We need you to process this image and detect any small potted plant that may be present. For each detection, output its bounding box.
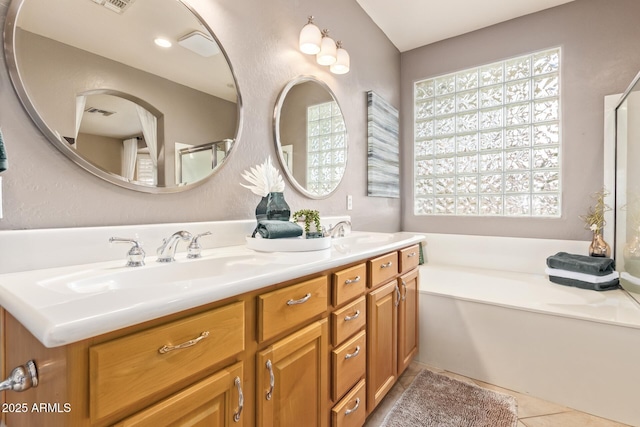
[293,209,322,239]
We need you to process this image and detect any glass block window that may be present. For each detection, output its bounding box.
[307,101,347,195]
[414,48,561,217]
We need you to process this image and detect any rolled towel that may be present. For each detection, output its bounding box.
[544,267,619,284]
[548,275,619,291]
[546,252,615,276]
[252,220,303,239]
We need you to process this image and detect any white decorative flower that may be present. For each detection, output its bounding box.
[590,223,598,232]
[240,156,285,197]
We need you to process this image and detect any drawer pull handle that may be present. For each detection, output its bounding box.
[344,275,361,285]
[158,331,209,354]
[287,293,312,306]
[344,310,360,322]
[265,359,275,400]
[407,252,417,258]
[344,397,360,416]
[233,376,243,422]
[380,261,393,269]
[344,345,361,360]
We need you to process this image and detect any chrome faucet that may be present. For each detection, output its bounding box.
[326,220,352,238]
[157,231,192,263]
[187,232,212,259]
[109,237,145,267]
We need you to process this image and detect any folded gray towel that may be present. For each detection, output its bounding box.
[252,220,303,239]
[546,252,615,276]
[0,128,7,172]
[548,275,619,291]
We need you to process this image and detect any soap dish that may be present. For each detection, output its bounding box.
[245,236,331,252]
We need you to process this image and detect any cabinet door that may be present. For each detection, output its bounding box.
[398,269,419,375]
[257,319,328,427]
[114,362,244,427]
[366,280,398,413]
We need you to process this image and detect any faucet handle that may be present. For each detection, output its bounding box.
[109,237,145,267]
[187,232,212,259]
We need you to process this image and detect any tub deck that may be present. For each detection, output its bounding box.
[421,264,640,329]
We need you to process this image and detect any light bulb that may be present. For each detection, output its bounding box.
[299,16,322,55]
[330,41,350,74]
[316,29,337,66]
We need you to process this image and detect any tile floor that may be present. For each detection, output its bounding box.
[364,361,631,427]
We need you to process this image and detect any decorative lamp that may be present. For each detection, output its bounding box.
[316,29,337,66]
[330,41,350,74]
[299,16,322,54]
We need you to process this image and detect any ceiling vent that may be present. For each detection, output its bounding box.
[178,31,220,57]
[85,107,116,117]
[90,0,136,14]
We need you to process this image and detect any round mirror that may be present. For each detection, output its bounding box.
[4,0,241,193]
[274,76,347,199]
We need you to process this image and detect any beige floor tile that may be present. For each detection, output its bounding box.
[472,379,571,418]
[363,381,405,427]
[520,411,631,427]
[518,422,528,427]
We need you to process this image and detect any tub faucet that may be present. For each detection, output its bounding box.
[157,231,192,263]
[326,221,352,238]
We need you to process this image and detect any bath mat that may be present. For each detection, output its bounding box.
[380,369,518,427]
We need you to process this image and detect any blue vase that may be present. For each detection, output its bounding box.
[266,192,290,221]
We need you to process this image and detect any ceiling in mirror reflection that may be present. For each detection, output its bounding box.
[7,0,241,192]
[17,0,237,101]
[274,76,348,199]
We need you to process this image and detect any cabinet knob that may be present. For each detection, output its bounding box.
[0,360,38,392]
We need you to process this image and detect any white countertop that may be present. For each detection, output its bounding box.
[0,231,425,348]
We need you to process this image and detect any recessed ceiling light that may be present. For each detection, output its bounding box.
[154,38,172,48]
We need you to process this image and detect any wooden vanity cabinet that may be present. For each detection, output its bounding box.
[113,361,244,427]
[397,269,419,374]
[1,243,421,427]
[256,319,328,427]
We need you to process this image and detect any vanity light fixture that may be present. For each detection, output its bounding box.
[299,17,350,74]
[316,29,337,66]
[299,16,322,54]
[330,41,350,75]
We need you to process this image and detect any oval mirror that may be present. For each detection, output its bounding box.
[274,76,347,199]
[4,0,241,193]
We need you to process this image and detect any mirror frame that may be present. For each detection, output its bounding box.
[273,75,347,199]
[3,0,243,193]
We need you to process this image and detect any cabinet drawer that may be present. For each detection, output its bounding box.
[258,276,328,342]
[368,252,398,288]
[399,244,420,273]
[331,330,366,401]
[332,263,366,307]
[114,362,244,427]
[90,301,245,421]
[331,379,366,427]
[331,296,366,347]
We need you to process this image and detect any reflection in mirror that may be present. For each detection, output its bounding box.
[176,139,233,185]
[5,0,241,192]
[274,76,347,199]
[615,70,640,301]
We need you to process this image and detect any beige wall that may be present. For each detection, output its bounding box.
[400,0,640,240]
[76,132,122,176]
[0,0,401,230]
